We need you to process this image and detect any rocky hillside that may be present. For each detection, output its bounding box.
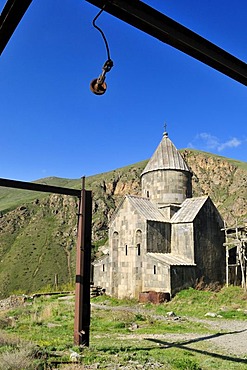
[0,150,246,298]
[183,150,247,226]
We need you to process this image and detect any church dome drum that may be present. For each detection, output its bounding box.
[141,132,192,206]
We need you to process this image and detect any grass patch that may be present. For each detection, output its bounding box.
[0,287,247,369]
[152,286,247,319]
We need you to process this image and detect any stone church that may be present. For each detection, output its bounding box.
[93,131,225,299]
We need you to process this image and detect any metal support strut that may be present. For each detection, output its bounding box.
[74,177,92,347]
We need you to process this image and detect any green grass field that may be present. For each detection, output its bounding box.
[0,286,246,369]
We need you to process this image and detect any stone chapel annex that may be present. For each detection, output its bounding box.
[93,130,225,299]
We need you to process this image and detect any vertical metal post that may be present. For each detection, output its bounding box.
[74,177,92,347]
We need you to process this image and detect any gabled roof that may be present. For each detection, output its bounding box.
[171,196,208,223]
[109,195,169,225]
[141,132,191,176]
[147,252,196,266]
[128,195,169,222]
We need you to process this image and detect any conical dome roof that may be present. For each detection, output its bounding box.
[141,132,191,176]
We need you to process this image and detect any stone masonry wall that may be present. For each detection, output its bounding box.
[193,198,225,284]
[109,199,147,299]
[141,170,192,206]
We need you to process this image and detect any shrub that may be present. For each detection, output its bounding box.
[171,357,202,370]
[0,332,21,347]
[0,346,34,370]
[0,317,9,329]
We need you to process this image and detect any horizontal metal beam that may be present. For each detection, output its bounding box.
[0,0,33,55]
[86,0,247,86]
[0,177,81,197]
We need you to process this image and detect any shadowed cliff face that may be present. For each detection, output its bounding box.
[0,150,246,297]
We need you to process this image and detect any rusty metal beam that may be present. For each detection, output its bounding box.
[0,177,81,197]
[74,178,92,347]
[0,0,33,55]
[85,0,247,86]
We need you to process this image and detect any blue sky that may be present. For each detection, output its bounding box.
[0,0,246,181]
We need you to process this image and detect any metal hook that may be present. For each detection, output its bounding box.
[92,5,112,62]
[90,5,114,95]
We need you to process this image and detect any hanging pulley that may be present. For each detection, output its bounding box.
[90,58,113,95]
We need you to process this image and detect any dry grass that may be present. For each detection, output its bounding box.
[0,332,21,347]
[0,332,36,370]
[0,345,33,370]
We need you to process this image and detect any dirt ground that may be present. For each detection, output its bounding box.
[186,317,247,356]
[91,303,247,358]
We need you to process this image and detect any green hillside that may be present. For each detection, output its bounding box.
[0,150,246,298]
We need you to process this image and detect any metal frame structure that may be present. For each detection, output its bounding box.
[1,0,247,347]
[0,177,81,197]
[0,177,92,346]
[85,0,247,86]
[2,0,246,84]
[74,178,92,346]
